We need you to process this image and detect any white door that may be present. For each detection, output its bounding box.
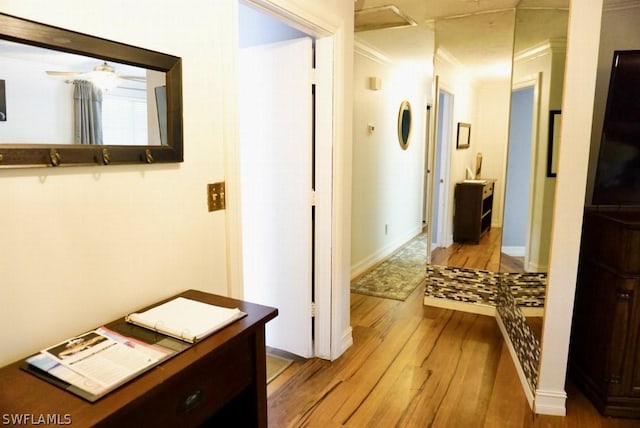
[238,37,314,358]
[432,88,454,250]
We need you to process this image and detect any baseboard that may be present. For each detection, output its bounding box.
[502,246,525,257]
[495,312,535,409]
[423,296,496,317]
[332,326,353,361]
[350,227,423,279]
[534,388,567,416]
[524,259,548,273]
[520,307,545,317]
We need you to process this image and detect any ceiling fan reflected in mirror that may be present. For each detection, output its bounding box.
[46,61,146,91]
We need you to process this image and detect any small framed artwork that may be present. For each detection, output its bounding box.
[456,122,471,149]
[547,110,561,177]
[0,80,6,121]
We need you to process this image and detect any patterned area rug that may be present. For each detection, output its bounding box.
[351,234,427,301]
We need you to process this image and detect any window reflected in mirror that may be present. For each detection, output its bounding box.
[0,40,166,147]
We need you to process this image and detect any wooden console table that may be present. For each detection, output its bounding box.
[0,290,277,427]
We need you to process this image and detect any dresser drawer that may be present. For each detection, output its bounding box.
[482,182,493,199]
[583,211,640,274]
[100,336,253,427]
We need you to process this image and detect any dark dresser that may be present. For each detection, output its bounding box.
[453,179,495,244]
[570,208,640,418]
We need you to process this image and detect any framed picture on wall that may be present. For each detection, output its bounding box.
[456,122,471,149]
[0,80,6,121]
[547,110,561,177]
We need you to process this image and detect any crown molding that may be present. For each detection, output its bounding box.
[514,38,566,64]
[603,0,640,12]
[353,37,391,64]
[435,46,463,68]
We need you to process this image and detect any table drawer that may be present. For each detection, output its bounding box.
[100,337,253,427]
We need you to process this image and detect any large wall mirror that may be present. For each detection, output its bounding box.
[0,13,183,167]
[426,0,568,398]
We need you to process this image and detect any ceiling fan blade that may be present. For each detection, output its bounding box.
[46,70,81,77]
[119,75,146,82]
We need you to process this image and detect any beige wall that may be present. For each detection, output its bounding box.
[351,52,432,276]
[473,79,511,228]
[0,0,354,366]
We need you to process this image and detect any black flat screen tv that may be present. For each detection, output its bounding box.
[592,50,640,206]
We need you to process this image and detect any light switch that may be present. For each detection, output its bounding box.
[207,182,226,212]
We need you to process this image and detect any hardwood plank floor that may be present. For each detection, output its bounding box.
[267,285,639,427]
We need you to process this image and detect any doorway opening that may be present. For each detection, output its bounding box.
[236,0,335,361]
[502,85,534,265]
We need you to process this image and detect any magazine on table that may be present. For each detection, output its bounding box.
[23,326,177,402]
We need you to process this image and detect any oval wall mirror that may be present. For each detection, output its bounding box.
[397,100,412,149]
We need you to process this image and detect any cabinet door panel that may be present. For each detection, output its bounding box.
[608,277,635,395]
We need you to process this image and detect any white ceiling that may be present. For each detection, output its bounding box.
[354,0,571,80]
[0,39,147,77]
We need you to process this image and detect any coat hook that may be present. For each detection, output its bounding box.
[144,149,154,164]
[102,148,111,165]
[50,148,61,167]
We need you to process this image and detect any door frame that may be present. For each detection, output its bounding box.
[226,0,339,360]
[428,78,454,254]
[509,74,541,271]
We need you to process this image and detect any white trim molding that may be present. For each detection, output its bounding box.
[354,37,391,64]
[501,246,525,257]
[603,0,640,12]
[534,388,568,416]
[514,38,567,65]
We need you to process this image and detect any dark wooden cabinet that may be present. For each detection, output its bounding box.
[0,290,277,427]
[570,209,640,418]
[453,180,495,244]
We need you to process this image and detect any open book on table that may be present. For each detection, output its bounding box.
[125,297,247,343]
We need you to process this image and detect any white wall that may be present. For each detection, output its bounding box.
[0,0,354,366]
[351,52,432,277]
[585,3,640,204]
[473,79,511,227]
[0,56,73,143]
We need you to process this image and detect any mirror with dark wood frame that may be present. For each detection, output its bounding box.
[0,13,183,168]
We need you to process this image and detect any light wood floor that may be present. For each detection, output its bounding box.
[267,231,639,427]
[431,227,525,273]
[267,286,638,427]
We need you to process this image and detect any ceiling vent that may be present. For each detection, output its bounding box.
[355,5,417,32]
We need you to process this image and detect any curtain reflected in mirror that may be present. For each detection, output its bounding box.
[74,80,103,145]
[0,39,166,147]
